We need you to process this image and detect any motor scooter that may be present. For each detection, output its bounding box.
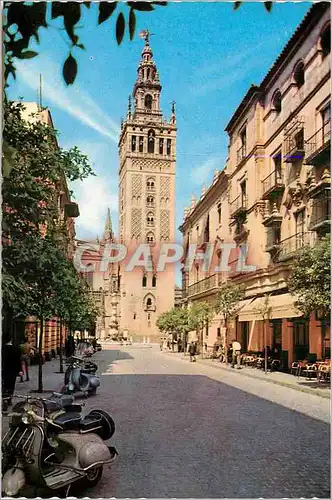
[2,393,117,497]
[63,356,100,397]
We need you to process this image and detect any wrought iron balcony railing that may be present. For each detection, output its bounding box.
[230,195,248,217]
[262,169,285,199]
[187,273,219,298]
[236,145,247,165]
[284,116,305,163]
[309,191,331,233]
[305,121,331,166]
[277,232,314,261]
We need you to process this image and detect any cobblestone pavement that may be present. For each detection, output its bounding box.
[2,347,330,498]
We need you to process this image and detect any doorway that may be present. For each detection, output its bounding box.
[240,322,248,352]
[293,320,309,361]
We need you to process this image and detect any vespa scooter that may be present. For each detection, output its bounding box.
[2,394,117,497]
[63,356,100,397]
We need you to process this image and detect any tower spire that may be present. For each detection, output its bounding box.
[104,207,112,242]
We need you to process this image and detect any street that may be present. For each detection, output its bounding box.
[75,346,330,498]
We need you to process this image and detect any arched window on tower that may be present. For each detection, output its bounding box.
[152,275,157,287]
[166,138,171,155]
[146,232,155,244]
[142,274,147,287]
[147,195,155,207]
[139,136,144,153]
[145,94,152,110]
[147,212,154,227]
[148,130,155,153]
[146,178,155,191]
[131,135,136,152]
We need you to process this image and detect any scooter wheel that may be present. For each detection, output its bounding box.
[84,465,103,487]
[88,409,115,440]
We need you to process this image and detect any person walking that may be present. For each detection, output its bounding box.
[231,339,242,369]
[2,334,23,411]
[189,341,196,362]
[65,335,75,358]
[19,336,35,382]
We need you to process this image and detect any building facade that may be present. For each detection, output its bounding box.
[117,33,176,341]
[180,3,330,366]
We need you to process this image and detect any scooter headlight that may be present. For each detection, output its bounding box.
[21,410,34,425]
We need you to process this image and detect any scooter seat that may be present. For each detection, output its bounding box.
[53,412,82,430]
[45,395,75,413]
[80,415,102,432]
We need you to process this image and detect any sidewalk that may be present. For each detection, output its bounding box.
[162,351,331,399]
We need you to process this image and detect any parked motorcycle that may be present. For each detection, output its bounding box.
[2,393,117,497]
[63,356,100,397]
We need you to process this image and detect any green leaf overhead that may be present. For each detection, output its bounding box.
[127,2,155,11]
[98,2,118,24]
[116,12,126,45]
[16,50,38,59]
[129,7,136,41]
[63,53,78,85]
[233,2,242,10]
[264,2,273,12]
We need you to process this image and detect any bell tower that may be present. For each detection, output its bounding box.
[118,31,176,342]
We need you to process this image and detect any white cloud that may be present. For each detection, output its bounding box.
[16,56,120,142]
[190,157,221,186]
[72,175,118,237]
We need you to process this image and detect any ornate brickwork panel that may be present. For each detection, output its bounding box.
[131,174,142,198]
[131,208,142,238]
[160,176,170,198]
[160,210,170,241]
[133,158,169,171]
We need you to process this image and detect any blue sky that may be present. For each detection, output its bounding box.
[8,1,310,249]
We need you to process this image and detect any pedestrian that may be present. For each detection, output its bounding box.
[231,339,242,369]
[177,338,182,353]
[160,338,163,351]
[19,336,36,382]
[189,341,196,362]
[2,333,23,411]
[65,334,75,358]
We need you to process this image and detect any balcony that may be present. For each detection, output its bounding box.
[277,232,314,261]
[265,227,281,254]
[187,273,219,298]
[305,122,331,166]
[309,191,331,234]
[236,145,247,166]
[230,195,248,218]
[284,117,305,163]
[262,170,285,199]
[234,223,249,243]
[262,204,283,227]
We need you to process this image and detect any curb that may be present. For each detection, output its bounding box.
[161,351,331,399]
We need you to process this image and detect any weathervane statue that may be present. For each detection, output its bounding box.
[139,29,154,42]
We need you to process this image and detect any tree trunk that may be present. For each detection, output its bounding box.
[264,319,268,374]
[38,316,44,393]
[59,319,64,374]
[224,317,228,365]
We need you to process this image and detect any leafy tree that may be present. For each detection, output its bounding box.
[2,100,95,389]
[188,301,213,357]
[288,235,330,318]
[3,1,273,87]
[215,283,246,364]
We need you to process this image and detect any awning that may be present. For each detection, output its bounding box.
[238,293,303,322]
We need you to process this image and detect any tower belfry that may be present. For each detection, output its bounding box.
[117,33,177,341]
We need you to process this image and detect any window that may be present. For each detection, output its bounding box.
[273,152,282,179]
[145,94,152,110]
[133,313,136,320]
[217,327,221,338]
[322,105,331,143]
[148,313,151,320]
[146,178,155,191]
[295,129,304,150]
[142,275,147,287]
[272,90,282,113]
[147,298,152,308]
[139,136,144,153]
[295,210,305,248]
[131,135,136,152]
[240,127,247,155]
[152,275,157,287]
[146,233,154,244]
[294,61,305,88]
[217,202,222,225]
[240,180,247,206]
[320,25,331,58]
[159,138,164,155]
[147,196,154,207]
[166,138,171,155]
[147,212,154,226]
[148,130,155,153]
